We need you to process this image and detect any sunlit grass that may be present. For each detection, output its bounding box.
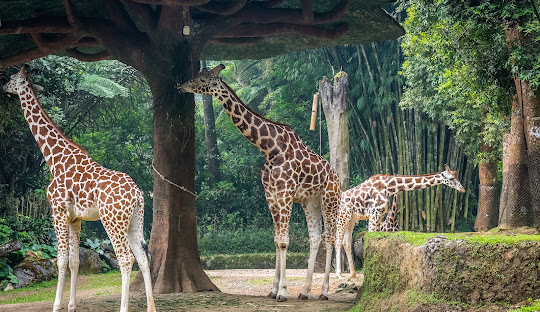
[509,299,540,312]
[365,231,540,246]
[0,270,135,305]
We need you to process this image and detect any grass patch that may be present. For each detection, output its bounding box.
[509,299,540,312]
[247,276,303,285]
[0,271,134,305]
[364,231,540,247]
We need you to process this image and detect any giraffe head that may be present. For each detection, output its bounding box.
[441,164,466,193]
[2,65,43,95]
[2,65,30,95]
[176,64,226,94]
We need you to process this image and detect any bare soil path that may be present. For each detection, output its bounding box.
[0,269,361,311]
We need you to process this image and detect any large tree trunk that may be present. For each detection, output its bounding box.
[131,40,217,293]
[201,61,221,186]
[319,71,350,190]
[505,20,540,229]
[520,82,540,229]
[499,97,532,228]
[475,143,499,232]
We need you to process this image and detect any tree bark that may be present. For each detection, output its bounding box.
[475,143,499,232]
[319,71,350,190]
[130,41,217,294]
[499,97,532,228]
[201,60,221,186]
[505,19,540,229]
[520,82,540,229]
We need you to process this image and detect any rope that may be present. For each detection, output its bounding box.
[152,161,197,198]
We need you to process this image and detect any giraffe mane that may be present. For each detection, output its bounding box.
[24,75,90,157]
[221,81,294,130]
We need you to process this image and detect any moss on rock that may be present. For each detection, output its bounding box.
[353,231,540,311]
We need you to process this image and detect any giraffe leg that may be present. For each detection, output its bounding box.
[334,224,345,280]
[270,197,292,302]
[127,207,156,312]
[68,220,81,312]
[298,200,322,300]
[268,246,280,299]
[102,218,134,312]
[343,221,356,278]
[320,236,333,300]
[52,211,69,312]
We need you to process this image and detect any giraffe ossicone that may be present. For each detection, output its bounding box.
[334,165,465,279]
[2,65,156,312]
[178,64,342,301]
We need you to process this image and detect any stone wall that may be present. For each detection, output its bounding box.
[357,232,540,311]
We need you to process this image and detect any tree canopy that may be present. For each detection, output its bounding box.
[0,0,403,66]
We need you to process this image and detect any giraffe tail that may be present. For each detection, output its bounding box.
[137,194,153,274]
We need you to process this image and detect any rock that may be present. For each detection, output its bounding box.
[101,251,119,270]
[78,247,102,274]
[4,283,14,291]
[12,258,56,288]
[0,240,22,258]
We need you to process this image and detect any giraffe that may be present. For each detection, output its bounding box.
[177,64,341,301]
[334,165,465,279]
[2,65,156,312]
[380,193,400,233]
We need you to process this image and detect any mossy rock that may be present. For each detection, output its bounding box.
[13,258,56,288]
[354,231,540,311]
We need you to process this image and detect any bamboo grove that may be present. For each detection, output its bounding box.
[319,42,476,233]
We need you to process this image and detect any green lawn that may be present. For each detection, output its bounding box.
[0,270,135,305]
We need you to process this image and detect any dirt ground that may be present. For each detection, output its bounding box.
[0,269,360,311]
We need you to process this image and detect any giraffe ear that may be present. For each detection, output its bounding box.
[20,64,29,74]
[209,64,225,77]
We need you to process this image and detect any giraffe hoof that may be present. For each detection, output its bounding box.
[276,295,288,302]
[267,292,277,299]
[298,293,309,300]
[319,294,329,300]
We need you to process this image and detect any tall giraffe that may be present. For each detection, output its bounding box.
[335,165,465,279]
[178,65,341,301]
[2,65,155,312]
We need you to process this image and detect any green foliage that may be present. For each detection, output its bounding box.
[79,74,128,98]
[509,298,540,312]
[198,224,310,256]
[82,238,111,256]
[399,0,514,163]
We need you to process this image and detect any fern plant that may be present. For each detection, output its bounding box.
[79,74,128,98]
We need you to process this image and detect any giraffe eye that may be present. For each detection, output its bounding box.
[200,78,206,83]
[212,82,218,87]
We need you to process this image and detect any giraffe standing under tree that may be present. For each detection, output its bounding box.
[178,64,342,302]
[335,165,465,279]
[2,65,156,312]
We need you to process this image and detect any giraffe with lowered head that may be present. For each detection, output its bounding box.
[335,165,465,279]
[178,64,341,301]
[2,65,155,312]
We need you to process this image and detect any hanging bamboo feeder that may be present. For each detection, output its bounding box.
[310,92,319,131]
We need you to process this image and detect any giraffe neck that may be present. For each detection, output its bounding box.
[388,173,443,195]
[17,83,88,174]
[216,82,292,158]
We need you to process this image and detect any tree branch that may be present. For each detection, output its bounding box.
[214,22,349,40]
[208,37,264,45]
[103,0,141,34]
[131,0,210,5]
[0,17,73,35]
[119,0,157,31]
[300,0,314,23]
[66,48,111,62]
[227,0,350,26]
[196,0,246,15]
